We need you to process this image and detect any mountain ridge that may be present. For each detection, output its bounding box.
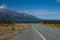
[0,9,42,23]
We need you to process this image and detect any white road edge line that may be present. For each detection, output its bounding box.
[32,26,46,40]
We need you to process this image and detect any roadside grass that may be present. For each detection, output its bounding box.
[0,23,28,39]
[38,23,60,28]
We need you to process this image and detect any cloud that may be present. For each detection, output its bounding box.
[56,0,60,2]
[0,5,6,9]
[24,9,60,16]
[21,9,60,20]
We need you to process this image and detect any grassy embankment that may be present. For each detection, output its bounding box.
[0,23,28,40]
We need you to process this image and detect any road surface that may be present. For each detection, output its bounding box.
[9,24,60,40]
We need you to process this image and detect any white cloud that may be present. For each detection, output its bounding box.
[21,9,60,19]
[0,5,6,9]
[56,0,60,2]
[23,9,60,16]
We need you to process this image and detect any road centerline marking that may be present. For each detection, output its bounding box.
[32,25,46,40]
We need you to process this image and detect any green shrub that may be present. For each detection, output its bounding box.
[11,26,16,31]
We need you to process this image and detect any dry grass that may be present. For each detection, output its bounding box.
[38,23,60,28]
[0,23,28,39]
[15,23,28,30]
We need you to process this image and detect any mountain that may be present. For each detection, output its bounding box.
[0,9,42,23]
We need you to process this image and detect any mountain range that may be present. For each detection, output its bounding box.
[0,9,42,23]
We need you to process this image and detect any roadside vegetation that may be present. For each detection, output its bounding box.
[39,20,60,28]
[0,19,28,40]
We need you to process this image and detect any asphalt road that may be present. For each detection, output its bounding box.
[32,24,60,40]
[9,24,60,40]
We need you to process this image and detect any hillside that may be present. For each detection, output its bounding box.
[0,9,42,23]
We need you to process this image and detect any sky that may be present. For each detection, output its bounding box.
[0,0,60,20]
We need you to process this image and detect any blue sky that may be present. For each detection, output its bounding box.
[0,0,60,20]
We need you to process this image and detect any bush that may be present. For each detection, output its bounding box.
[11,26,16,31]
